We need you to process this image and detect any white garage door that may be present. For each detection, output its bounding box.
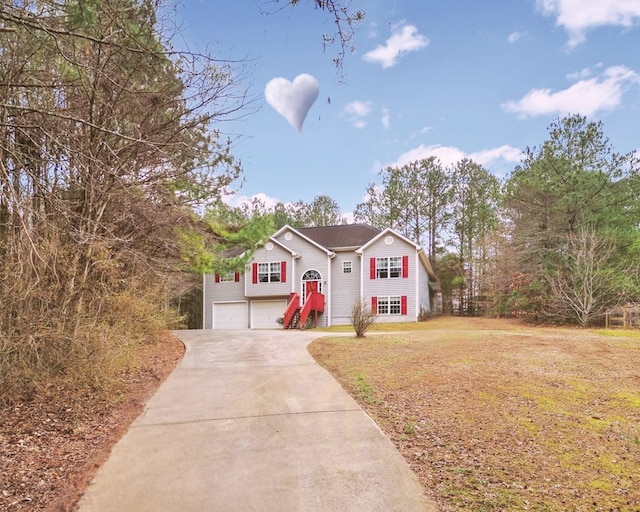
[212,302,248,329]
[251,300,287,329]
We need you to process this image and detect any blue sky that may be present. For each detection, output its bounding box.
[175,0,640,219]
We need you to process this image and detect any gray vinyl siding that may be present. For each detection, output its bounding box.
[245,243,292,298]
[203,274,246,329]
[273,228,331,326]
[418,261,431,315]
[330,252,361,325]
[273,229,330,290]
[362,235,418,323]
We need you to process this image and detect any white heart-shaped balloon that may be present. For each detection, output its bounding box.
[265,74,319,133]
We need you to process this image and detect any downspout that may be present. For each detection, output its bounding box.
[357,250,364,302]
[291,256,296,294]
[202,273,206,329]
[326,252,335,327]
[415,250,420,320]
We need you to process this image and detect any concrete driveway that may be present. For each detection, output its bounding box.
[77,329,438,511]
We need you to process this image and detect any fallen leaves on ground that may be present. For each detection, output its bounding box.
[0,333,184,512]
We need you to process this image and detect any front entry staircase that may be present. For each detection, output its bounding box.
[283,292,324,329]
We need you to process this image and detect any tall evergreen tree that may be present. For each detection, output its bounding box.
[450,159,500,314]
[502,115,640,322]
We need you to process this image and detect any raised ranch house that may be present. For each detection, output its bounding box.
[203,224,439,329]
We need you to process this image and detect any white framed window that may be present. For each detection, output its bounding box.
[373,295,406,315]
[377,296,390,314]
[376,257,388,278]
[374,256,405,279]
[377,296,401,315]
[376,257,402,278]
[257,262,281,283]
[389,296,401,315]
[219,270,236,282]
[343,261,352,274]
[389,257,402,278]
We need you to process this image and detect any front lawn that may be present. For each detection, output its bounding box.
[308,316,640,511]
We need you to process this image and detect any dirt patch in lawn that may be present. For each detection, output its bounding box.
[308,316,640,511]
[0,332,184,512]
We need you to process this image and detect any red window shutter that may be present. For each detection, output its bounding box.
[234,272,240,282]
[281,261,287,283]
[371,296,378,314]
[215,274,220,283]
[402,255,409,278]
[370,258,376,279]
[401,296,408,315]
[252,263,258,284]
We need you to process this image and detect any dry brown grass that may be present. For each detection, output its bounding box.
[308,316,640,511]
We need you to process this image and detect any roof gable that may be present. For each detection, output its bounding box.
[294,224,381,250]
[356,227,420,252]
[272,225,335,255]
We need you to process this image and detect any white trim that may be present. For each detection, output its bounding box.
[202,273,206,329]
[415,252,420,321]
[359,252,364,303]
[356,227,420,253]
[301,269,323,306]
[291,257,296,294]
[261,236,299,257]
[272,225,336,256]
[327,253,332,326]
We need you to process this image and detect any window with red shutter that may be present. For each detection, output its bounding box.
[370,258,376,279]
[401,296,408,315]
[252,263,258,284]
[281,261,287,283]
[402,255,409,278]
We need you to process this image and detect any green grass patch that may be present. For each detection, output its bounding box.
[353,373,379,404]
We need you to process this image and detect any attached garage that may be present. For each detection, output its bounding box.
[250,299,287,329]
[212,301,248,329]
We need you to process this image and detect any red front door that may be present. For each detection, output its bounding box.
[305,280,319,297]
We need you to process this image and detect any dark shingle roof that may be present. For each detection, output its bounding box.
[296,224,381,250]
[221,246,246,258]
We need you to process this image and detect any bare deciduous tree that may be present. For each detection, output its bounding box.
[545,230,635,327]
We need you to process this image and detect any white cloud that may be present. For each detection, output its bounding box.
[537,0,640,47]
[381,108,391,128]
[471,145,526,165]
[363,23,429,68]
[344,100,372,117]
[224,192,284,210]
[410,126,434,139]
[507,31,526,43]
[566,63,603,80]
[389,144,524,169]
[392,144,464,168]
[502,65,640,118]
[367,21,378,38]
[343,100,372,128]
